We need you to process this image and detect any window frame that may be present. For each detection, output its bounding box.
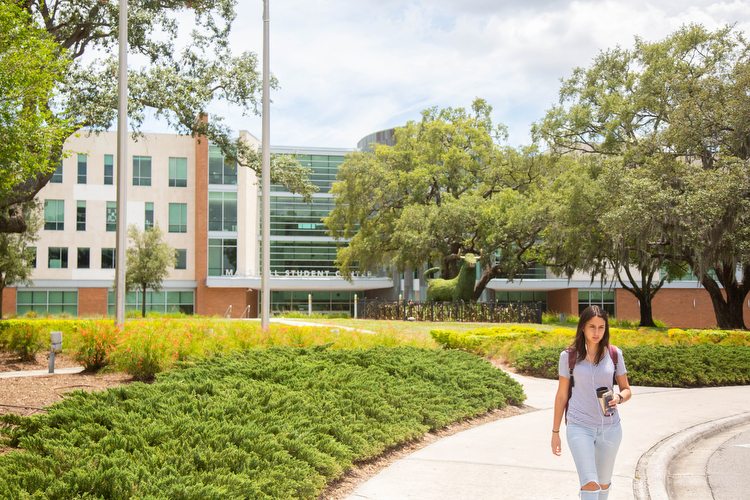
[145,202,154,231]
[132,156,152,186]
[76,200,86,231]
[168,203,188,233]
[48,247,68,269]
[77,247,90,269]
[77,153,87,184]
[104,154,114,185]
[168,157,188,187]
[106,201,117,232]
[208,191,238,232]
[101,248,116,269]
[44,200,64,231]
[50,162,63,183]
[175,249,187,270]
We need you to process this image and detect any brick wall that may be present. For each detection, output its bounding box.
[2,287,16,318]
[79,288,108,316]
[615,287,750,329]
[195,116,209,316]
[548,288,578,316]
[200,288,249,318]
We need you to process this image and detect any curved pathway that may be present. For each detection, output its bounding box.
[345,373,750,500]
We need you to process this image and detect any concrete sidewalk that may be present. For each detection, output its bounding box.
[0,366,84,379]
[345,372,750,500]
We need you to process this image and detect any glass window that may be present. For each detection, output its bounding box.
[145,202,154,231]
[263,197,335,237]
[133,156,152,186]
[17,290,77,316]
[104,155,114,185]
[266,240,342,273]
[44,200,64,231]
[578,289,616,316]
[77,248,90,269]
[168,203,187,233]
[208,146,237,185]
[208,191,238,231]
[169,157,188,187]
[50,162,62,183]
[48,247,68,269]
[28,247,36,268]
[106,201,117,231]
[175,249,187,270]
[101,248,116,269]
[77,153,87,184]
[76,200,86,231]
[208,238,237,276]
[107,290,194,316]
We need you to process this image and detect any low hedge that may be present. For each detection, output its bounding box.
[513,345,750,387]
[0,346,524,499]
[0,319,436,379]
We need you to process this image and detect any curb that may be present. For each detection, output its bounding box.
[0,366,85,379]
[633,410,750,500]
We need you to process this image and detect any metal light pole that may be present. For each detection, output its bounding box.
[115,0,128,325]
[260,0,271,330]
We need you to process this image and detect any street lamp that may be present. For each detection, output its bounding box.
[115,0,128,325]
[261,0,271,330]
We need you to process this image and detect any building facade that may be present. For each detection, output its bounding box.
[3,128,748,328]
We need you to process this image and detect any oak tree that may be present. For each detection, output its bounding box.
[536,24,750,328]
[2,0,315,233]
[326,99,551,300]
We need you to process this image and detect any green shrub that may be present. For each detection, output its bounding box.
[0,346,524,499]
[70,321,120,370]
[542,311,559,324]
[512,345,750,387]
[610,317,637,328]
[3,322,45,361]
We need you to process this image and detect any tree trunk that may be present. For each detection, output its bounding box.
[472,262,501,301]
[638,294,655,328]
[142,285,147,318]
[701,269,749,330]
[614,261,664,328]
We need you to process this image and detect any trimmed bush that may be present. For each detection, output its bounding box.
[0,346,524,499]
[70,321,121,370]
[513,345,750,387]
[0,321,45,360]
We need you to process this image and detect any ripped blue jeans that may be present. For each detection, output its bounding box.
[566,421,622,499]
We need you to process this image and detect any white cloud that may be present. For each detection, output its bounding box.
[135,0,750,149]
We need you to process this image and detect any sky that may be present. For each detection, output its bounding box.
[138,0,750,149]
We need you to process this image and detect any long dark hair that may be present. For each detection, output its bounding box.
[567,305,610,365]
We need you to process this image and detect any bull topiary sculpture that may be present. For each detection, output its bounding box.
[425,251,479,302]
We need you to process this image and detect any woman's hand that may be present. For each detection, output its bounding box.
[608,393,622,410]
[551,432,562,456]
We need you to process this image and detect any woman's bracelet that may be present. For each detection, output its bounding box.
[552,430,560,433]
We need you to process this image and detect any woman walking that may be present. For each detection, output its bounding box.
[551,305,632,499]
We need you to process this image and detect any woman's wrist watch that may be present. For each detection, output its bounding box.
[617,394,624,404]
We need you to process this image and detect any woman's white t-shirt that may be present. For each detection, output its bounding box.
[558,347,627,428]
